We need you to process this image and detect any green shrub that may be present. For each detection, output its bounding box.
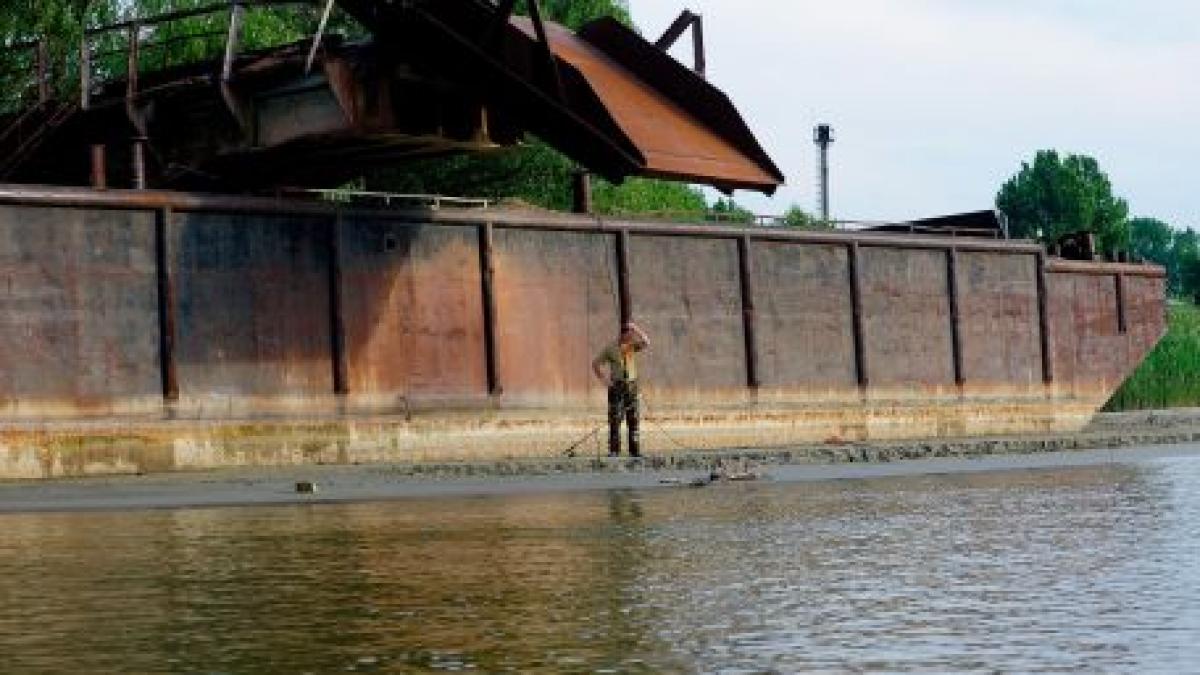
[1105,302,1200,410]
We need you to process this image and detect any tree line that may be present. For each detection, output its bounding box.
[997,149,1197,298]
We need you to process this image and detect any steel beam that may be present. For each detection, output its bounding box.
[1116,273,1127,335]
[478,222,501,396]
[328,214,348,395]
[616,229,633,326]
[848,242,868,390]
[155,207,179,402]
[1037,252,1054,384]
[738,235,760,390]
[947,248,965,387]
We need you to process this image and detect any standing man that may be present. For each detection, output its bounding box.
[592,322,650,457]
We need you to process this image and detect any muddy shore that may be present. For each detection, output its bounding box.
[2,408,1200,513]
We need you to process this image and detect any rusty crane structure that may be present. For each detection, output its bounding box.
[0,0,783,194]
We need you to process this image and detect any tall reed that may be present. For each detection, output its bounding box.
[1105,302,1200,411]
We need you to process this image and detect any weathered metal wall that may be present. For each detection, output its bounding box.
[1047,266,1167,399]
[172,212,334,412]
[0,190,1171,472]
[628,235,747,404]
[492,229,618,406]
[340,220,486,406]
[859,247,955,395]
[750,242,856,400]
[0,205,160,416]
[957,252,1042,394]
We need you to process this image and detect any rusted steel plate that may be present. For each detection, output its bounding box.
[627,235,747,398]
[956,252,1041,390]
[172,212,334,399]
[1048,273,1126,396]
[338,220,486,400]
[0,205,160,412]
[750,241,856,389]
[858,247,956,388]
[491,229,619,405]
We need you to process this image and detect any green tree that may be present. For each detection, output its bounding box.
[996,150,1130,253]
[1173,229,1200,299]
[1129,216,1175,289]
[519,0,630,29]
[592,176,705,217]
[710,197,755,224]
[1131,217,1173,264]
[782,205,830,230]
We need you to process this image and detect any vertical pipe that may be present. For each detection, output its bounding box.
[572,169,592,215]
[1036,252,1054,384]
[1115,273,1127,335]
[737,235,759,390]
[947,248,965,387]
[848,242,868,390]
[156,207,179,403]
[478,222,500,396]
[616,228,632,325]
[328,214,348,396]
[89,145,107,190]
[79,36,90,110]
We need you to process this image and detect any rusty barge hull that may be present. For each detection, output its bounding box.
[0,185,1166,478]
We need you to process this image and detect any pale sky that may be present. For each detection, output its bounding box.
[630,0,1199,226]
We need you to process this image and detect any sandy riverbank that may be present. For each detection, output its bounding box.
[2,439,1199,514]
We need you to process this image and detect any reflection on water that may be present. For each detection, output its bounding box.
[4,457,1200,672]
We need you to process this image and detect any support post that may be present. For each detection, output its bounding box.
[654,10,706,77]
[328,214,348,396]
[155,207,179,403]
[89,145,107,189]
[737,235,759,390]
[848,242,868,390]
[616,229,632,325]
[947,248,965,387]
[691,13,706,79]
[126,23,140,102]
[572,169,592,215]
[1116,273,1127,335]
[35,39,49,104]
[79,36,91,110]
[1036,252,1054,384]
[478,223,500,396]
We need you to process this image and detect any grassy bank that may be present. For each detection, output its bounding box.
[1105,302,1200,411]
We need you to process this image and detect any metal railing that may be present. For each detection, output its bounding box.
[1,0,320,113]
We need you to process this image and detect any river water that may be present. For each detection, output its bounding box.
[3,454,1200,673]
